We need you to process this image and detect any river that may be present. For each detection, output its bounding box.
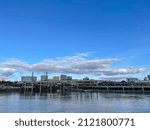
[0,92,150,113]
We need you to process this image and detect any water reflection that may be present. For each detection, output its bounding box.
[0,92,150,113]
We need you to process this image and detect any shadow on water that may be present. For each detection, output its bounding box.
[18,91,150,102]
[19,91,73,101]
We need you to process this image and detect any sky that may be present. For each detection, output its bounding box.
[0,0,150,81]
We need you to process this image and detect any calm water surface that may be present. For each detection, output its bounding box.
[0,92,150,113]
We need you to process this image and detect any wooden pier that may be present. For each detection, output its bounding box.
[1,80,150,93]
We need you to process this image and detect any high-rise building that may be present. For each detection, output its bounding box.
[60,75,67,80]
[21,76,37,82]
[41,72,48,81]
[53,76,59,81]
[67,76,72,80]
[41,75,48,81]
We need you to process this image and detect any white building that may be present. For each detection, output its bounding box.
[41,75,48,81]
[126,78,139,82]
[53,76,59,81]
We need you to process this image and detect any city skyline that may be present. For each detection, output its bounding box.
[0,0,150,81]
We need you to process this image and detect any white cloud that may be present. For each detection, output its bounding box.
[98,67,145,76]
[0,53,146,80]
[0,68,16,77]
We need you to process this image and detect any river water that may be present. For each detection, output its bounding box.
[0,92,150,113]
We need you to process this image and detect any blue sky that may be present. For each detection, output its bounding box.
[0,0,150,81]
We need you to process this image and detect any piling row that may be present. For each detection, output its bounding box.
[1,80,150,93]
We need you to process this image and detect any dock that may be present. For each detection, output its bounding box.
[1,80,150,93]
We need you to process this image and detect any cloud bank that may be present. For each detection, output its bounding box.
[0,53,145,80]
